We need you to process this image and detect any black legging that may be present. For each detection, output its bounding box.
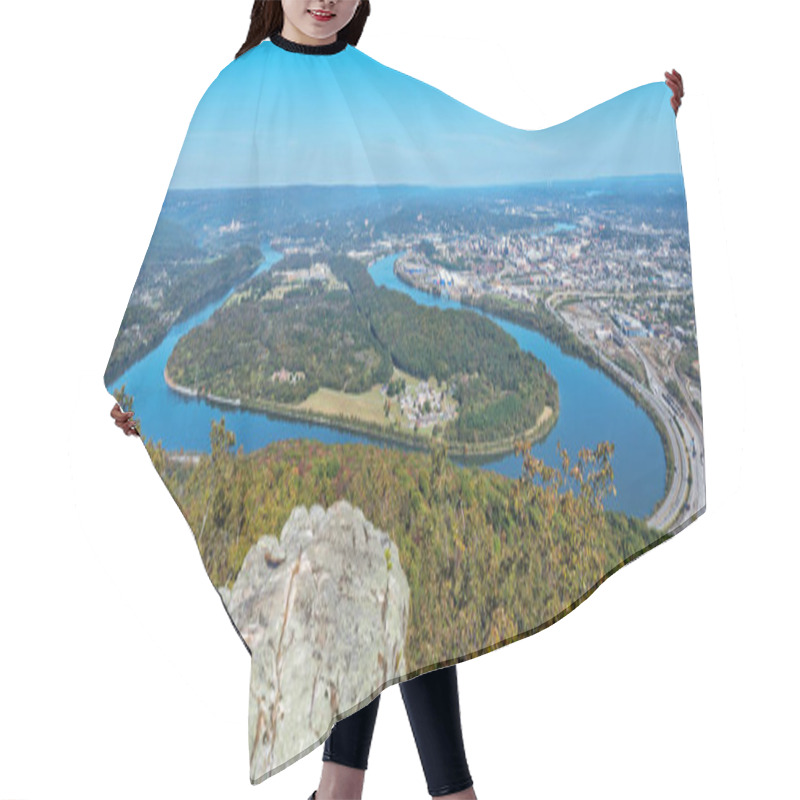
[322,664,474,797]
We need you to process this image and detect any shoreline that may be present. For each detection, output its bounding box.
[163,365,241,408]
[162,364,556,458]
[391,258,677,521]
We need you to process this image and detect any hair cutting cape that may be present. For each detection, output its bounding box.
[103,32,706,785]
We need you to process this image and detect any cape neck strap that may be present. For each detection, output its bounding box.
[270,31,348,55]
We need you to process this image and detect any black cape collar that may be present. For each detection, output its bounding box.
[271,31,348,55]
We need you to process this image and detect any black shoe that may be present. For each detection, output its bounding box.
[307,792,317,800]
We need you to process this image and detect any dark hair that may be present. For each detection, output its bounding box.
[236,1,371,59]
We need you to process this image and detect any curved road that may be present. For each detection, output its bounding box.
[544,291,706,533]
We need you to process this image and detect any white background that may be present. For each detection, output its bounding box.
[1,0,797,798]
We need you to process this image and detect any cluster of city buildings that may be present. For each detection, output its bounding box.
[387,210,694,349]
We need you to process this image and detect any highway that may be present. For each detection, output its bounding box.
[544,291,706,534]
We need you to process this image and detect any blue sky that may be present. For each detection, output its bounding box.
[168,40,681,191]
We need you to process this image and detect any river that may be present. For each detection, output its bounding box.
[106,243,665,519]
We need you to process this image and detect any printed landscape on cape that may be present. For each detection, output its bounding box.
[104,37,705,783]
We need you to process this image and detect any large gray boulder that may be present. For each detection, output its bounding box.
[219,498,410,784]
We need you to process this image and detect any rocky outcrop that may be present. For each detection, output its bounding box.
[218,498,410,783]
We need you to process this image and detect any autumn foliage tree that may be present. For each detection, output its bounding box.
[512,437,616,604]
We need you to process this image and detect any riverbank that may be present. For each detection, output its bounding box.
[162,364,556,458]
[163,365,241,408]
[392,264,674,516]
